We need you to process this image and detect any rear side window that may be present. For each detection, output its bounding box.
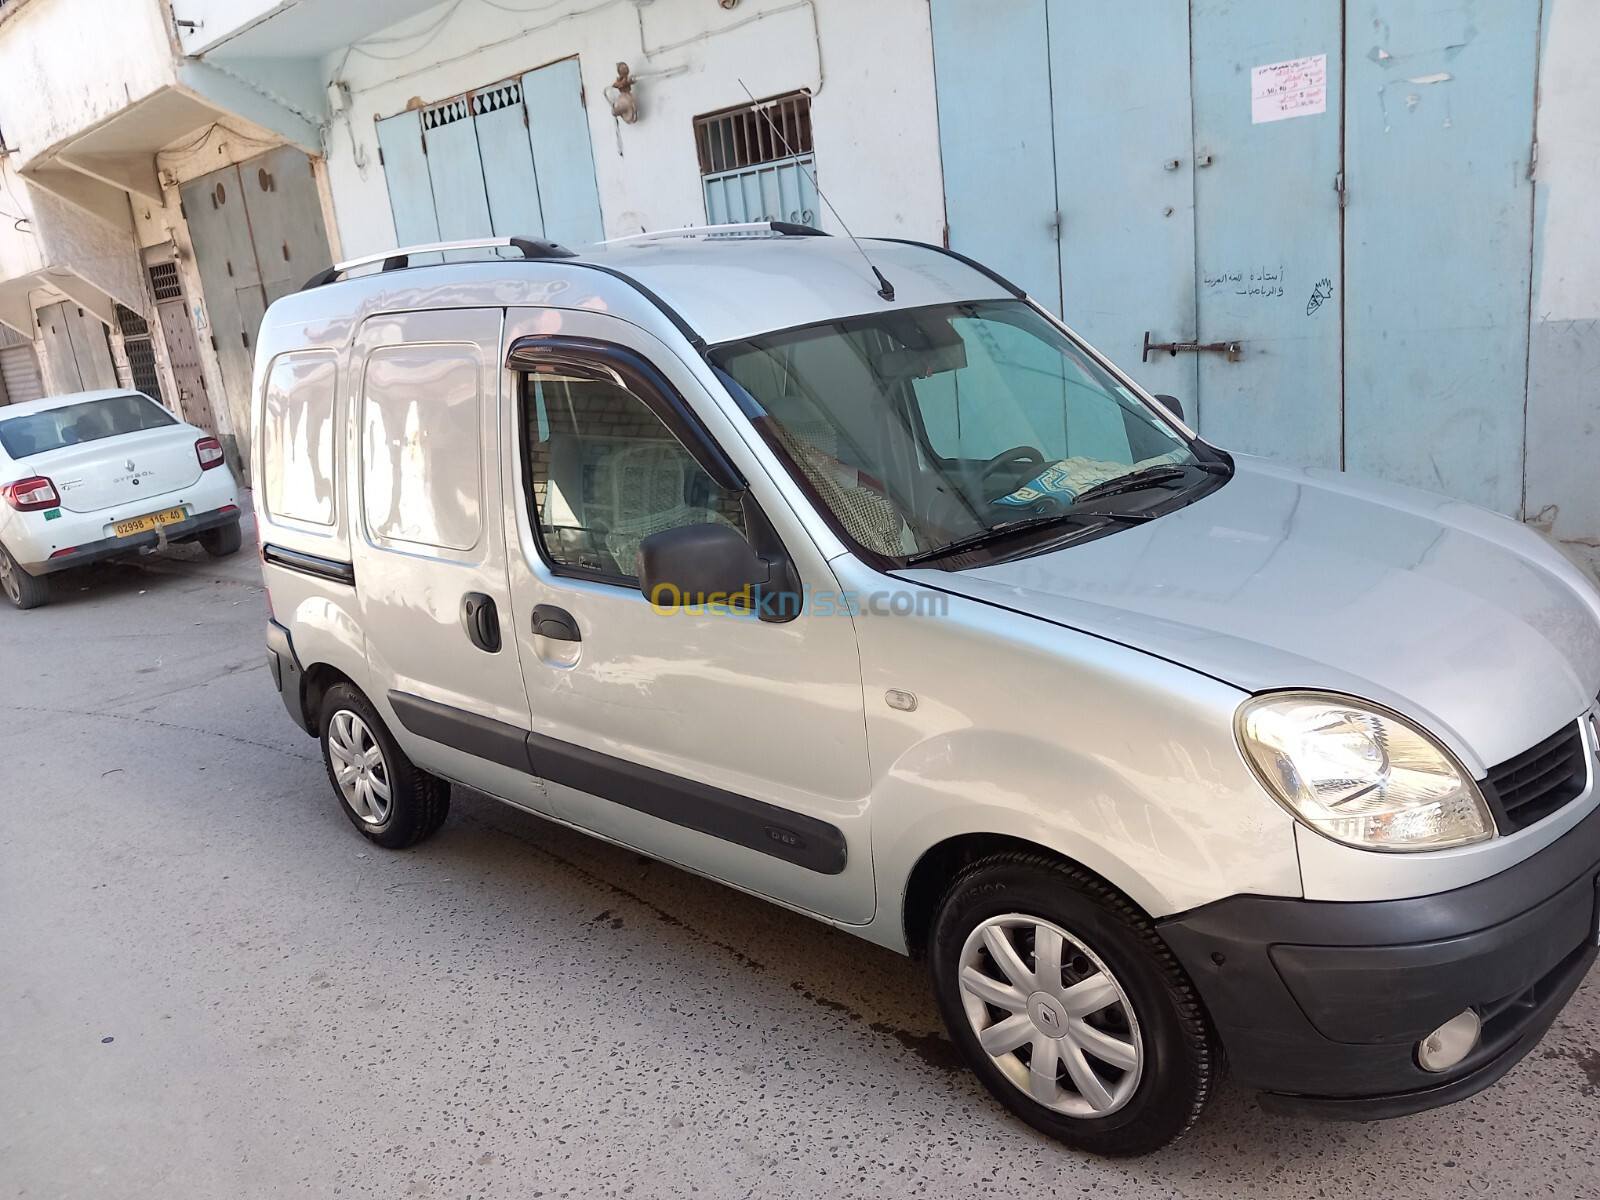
[0,394,174,459]
[361,344,483,552]
[261,352,338,526]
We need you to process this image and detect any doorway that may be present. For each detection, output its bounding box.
[179,145,334,448]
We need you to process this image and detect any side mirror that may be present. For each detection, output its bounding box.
[1152,394,1185,421]
[638,523,773,615]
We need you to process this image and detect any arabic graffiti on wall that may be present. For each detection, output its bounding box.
[1306,278,1334,316]
[1202,265,1288,299]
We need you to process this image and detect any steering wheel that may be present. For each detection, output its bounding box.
[978,445,1047,485]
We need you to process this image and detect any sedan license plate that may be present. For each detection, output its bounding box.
[114,507,186,538]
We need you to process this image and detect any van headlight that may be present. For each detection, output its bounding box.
[1236,692,1494,851]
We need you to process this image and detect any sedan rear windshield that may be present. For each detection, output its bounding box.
[0,394,176,459]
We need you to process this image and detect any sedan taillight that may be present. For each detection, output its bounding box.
[196,436,226,470]
[1,475,59,511]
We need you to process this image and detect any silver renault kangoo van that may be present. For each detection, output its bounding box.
[255,226,1600,1155]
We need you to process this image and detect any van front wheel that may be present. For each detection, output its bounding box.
[319,683,449,848]
[928,854,1219,1157]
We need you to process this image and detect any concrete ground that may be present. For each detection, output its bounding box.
[4,510,1600,1200]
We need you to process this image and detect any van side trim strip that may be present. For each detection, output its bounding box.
[386,690,847,874]
[388,691,534,773]
[261,543,356,586]
[524,731,848,875]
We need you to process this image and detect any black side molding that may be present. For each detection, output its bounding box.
[526,731,848,875]
[262,543,356,586]
[388,691,535,774]
[386,690,847,874]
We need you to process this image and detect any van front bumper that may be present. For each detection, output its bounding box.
[1158,801,1600,1120]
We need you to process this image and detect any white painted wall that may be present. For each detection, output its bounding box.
[1529,1,1600,327]
[0,156,45,284]
[0,0,177,157]
[317,0,946,259]
[1524,0,1600,562]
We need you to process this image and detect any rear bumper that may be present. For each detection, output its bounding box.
[1159,799,1600,1120]
[22,506,240,575]
[266,618,316,736]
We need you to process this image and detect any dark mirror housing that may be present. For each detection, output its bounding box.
[1152,393,1185,421]
[637,523,798,623]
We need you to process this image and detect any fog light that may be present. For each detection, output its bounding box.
[1417,1010,1480,1073]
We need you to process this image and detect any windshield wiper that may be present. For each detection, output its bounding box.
[1070,463,1195,506]
[903,510,1147,566]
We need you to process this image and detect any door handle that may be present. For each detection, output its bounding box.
[532,604,581,642]
[462,593,502,653]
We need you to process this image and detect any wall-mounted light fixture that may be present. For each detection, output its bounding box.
[608,63,640,124]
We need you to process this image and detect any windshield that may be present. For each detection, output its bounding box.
[0,394,176,460]
[712,301,1215,565]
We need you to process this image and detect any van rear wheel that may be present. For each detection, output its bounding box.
[928,853,1219,1157]
[319,683,449,848]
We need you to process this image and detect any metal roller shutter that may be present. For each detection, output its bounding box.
[0,343,45,406]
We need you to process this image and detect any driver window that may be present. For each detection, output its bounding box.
[521,369,745,580]
[910,317,1132,465]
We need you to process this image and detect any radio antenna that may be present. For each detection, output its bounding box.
[736,80,895,301]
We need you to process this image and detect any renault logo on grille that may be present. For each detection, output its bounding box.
[125,459,136,473]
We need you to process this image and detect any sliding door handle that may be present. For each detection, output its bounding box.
[532,604,581,642]
[462,593,501,653]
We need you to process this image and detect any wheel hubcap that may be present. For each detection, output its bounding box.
[957,914,1143,1118]
[0,551,17,601]
[327,710,392,825]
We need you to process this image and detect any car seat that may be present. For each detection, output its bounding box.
[601,441,737,575]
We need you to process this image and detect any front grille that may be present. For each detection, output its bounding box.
[1484,721,1588,833]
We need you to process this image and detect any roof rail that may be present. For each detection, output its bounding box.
[300,236,577,290]
[601,221,829,248]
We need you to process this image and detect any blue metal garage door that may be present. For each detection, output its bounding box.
[931,1,1540,506]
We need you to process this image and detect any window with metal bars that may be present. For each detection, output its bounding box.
[148,261,183,302]
[693,92,818,227]
[116,303,164,404]
[695,92,813,174]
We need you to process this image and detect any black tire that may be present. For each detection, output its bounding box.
[198,519,243,558]
[928,853,1219,1157]
[0,543,50,610]
[318,682,449,848]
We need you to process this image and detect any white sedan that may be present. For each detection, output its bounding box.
[0,389,242,609]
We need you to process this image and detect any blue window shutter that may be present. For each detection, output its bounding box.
[521,58,604,247]
[375,111,440,246]
[473,80,547,240]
